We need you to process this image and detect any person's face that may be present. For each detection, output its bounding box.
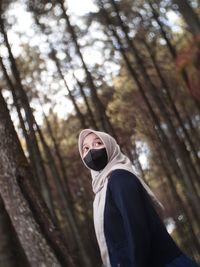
[82,133,105,158]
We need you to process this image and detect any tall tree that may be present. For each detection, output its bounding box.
[173,0,200,35]
[57,0,117,136]
[96,0,200,223]
[0,196,30,267]
[0,13,53,214]
[0,89,76,267]
[148,0,199,98]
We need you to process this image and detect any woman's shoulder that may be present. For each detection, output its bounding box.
[108,169,141,190]
[109,169,139,181]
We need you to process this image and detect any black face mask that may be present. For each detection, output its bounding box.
[83,147,108,171]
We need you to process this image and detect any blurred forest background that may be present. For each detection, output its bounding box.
[0,0,200,266]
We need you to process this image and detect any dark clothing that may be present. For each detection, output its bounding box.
[104,169,182,267]
[165,254,199,267]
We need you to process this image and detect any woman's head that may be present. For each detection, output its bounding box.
[79,129,117,172]
[78,129,126,173]
[78,129,134,194]
[81,132,108,171]
[78,129,163,209]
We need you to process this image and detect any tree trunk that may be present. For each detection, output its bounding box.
[183,110,200,148]
[108,0,200,190]
[63,48,99,129]
[98,0,200,223]
[0,91,76,267]
[148,0,195,92]
[35,121,93,267]
[0,56,36,180]
[0,15,53,214]
[49,47,88,128]
[173,0,200,36]
[151,132,200,255]
[31,6,98,129]
[143,38,200,174]
[0,196,30,267]
[58,0,117,137]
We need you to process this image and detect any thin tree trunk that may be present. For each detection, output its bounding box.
[107,0,200,192]
[98,0,200,223]
[151,133,200,254]
[31,8,98,129]
[31,6,98,130]
[49,47,88,128]
[151,122,200,253]
[148,0,194,92]
[56,45,99,129]
[57,0,117,137]
[38,101,74,203]
[108,0,200,185]
[0,56,56,219]
[0,56,35,176]
[160,169,200,259]
[72,70,99,129]
[143,38,200,173]
[131,140,146,180]
[0,15,53,213]
[173,0,200,36]
[184,111,200,148]
[34,120,93,267]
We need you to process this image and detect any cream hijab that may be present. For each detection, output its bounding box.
[78,129,163,267]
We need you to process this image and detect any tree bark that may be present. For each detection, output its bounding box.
[0,196,30,267]
[0,91,76,267]
[0,15,53,214]
[35,120,93,267]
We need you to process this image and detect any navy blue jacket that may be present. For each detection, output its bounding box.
[104,169,182,267]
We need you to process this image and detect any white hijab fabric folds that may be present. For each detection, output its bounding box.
[78,129,163,267]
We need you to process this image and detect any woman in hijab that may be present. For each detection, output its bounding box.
[78,129,199,267]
